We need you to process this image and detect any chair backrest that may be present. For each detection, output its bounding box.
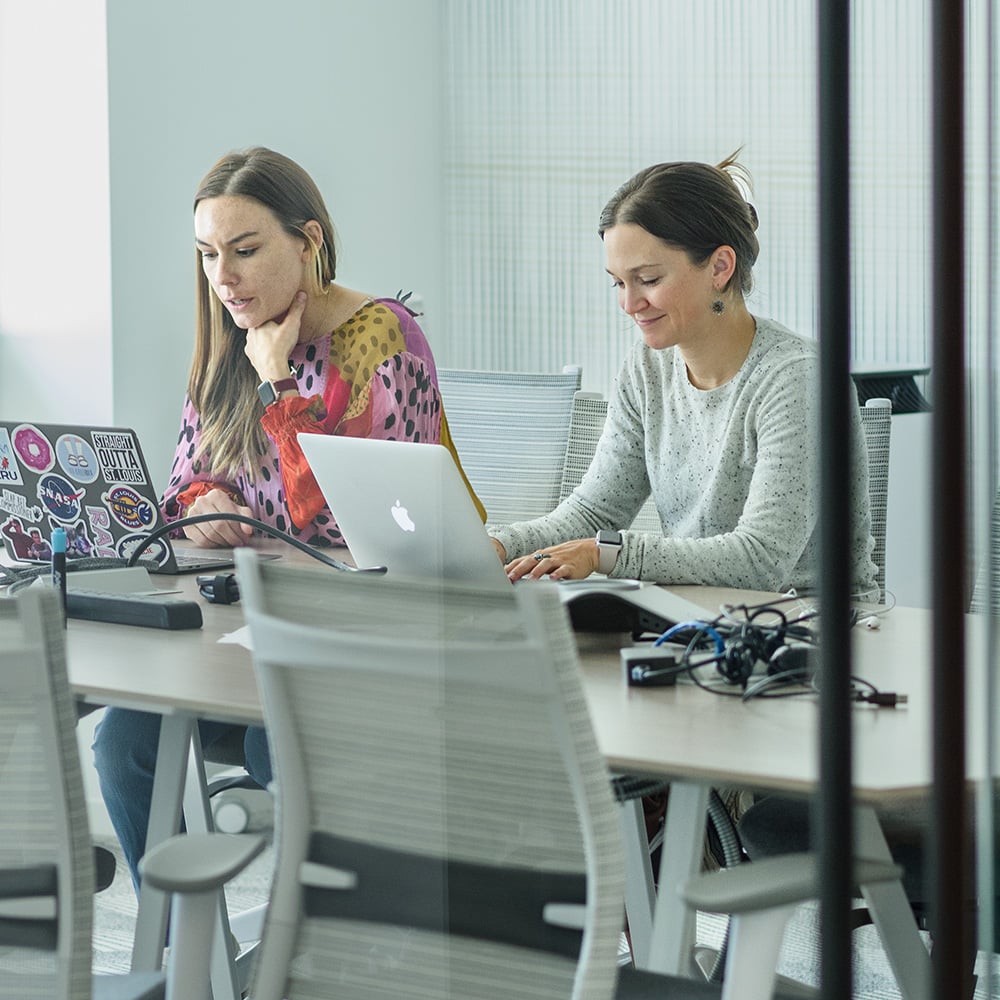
[236,549,625,1000]
[859,398,892,602]
[437,366,582,528]
[0,589,94,1000]
[558,392,662,534]
[969,488,1000,614]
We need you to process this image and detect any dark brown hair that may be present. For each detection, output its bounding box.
[598,152,759,295]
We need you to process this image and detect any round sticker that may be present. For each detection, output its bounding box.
[102,485,157,531]
[117,532,170,568]
[56,433,100,484]
[12,424,55,473]
[36,473,85,522]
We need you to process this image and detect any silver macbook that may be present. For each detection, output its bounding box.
[297,435,510,588]
[298,434,714,634]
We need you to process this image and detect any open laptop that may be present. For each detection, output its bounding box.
[297,434,712,634]
[0,421,234,574]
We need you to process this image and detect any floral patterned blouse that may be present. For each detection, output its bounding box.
[162,297,480,547]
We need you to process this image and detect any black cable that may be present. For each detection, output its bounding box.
[123,513,386,574]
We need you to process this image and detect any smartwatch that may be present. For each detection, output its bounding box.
[595,529,622,575]
[257,377,298,409]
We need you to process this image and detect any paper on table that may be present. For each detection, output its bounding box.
[220,625,253,649]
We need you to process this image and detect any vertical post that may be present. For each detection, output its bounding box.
[815,1,853,997]
[929,0,969,995]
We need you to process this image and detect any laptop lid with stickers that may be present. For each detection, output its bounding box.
[0,421,233,574]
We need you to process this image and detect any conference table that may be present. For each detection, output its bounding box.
[61,542,948,1000]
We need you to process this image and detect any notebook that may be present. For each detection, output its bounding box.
[297,433,713,633]
[0,421,234,575]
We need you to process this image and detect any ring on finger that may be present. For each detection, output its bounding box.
[533,552,552,562]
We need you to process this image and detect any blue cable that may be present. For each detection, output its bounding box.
[653,621,726,656]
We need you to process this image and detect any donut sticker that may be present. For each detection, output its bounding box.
[117,532,170,568]
[36,473,85,523]
[92,431,146,486]
[0,429,24,486]
[56,433,100,484]
[12,424,55,474]
[102,484,157,531]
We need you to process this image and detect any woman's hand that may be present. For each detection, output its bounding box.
[244,291,308,381]
[182,489,255,548]
[504,538,600,582]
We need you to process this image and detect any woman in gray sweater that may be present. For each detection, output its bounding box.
[492,155,878,600]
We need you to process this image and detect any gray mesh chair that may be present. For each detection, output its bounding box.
[0,588,263,1000]
[235,549,898,1000]
[558,393,662,534]
[437,366,582,528]
[858,397,892,601]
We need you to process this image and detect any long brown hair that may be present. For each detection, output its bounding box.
[598,152,759,295]
[189,147,338,478]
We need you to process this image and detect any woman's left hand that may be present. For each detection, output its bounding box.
[244,291,308,381]
[504,538,600,582]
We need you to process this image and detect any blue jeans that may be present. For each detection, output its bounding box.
[92,708,272,890]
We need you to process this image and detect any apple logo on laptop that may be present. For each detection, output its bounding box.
[391,500,416,532]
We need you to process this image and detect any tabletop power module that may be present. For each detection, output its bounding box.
[621,646,684,687]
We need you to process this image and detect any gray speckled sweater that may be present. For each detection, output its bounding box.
[492,317,878,598]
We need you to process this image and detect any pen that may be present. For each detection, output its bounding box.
[51,527,67,626]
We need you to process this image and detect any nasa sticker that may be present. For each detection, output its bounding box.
[12,424,55,475]
[102,484,157,531]
[36,473,85,523]
[56,433,100,484]
[0,429,23,486]
[117,532,170,568]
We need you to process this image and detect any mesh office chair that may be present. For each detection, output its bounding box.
[558,393,662,533]
[235,549,898,1000]
[0,588,263,1000]
[437,366,582,528]
[858,397,892,602]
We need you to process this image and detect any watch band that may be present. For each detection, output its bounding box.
[595,529,622,575]
[257,377,299,408]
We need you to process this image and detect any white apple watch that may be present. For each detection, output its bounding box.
[257,377,298,409]
[595,529,622,575]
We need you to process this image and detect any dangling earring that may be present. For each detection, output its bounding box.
[711,298,725,315]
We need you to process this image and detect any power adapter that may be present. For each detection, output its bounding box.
[621,646,684,687]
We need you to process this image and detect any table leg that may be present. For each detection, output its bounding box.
[619,796,656,966]
[855,804,931,1000]
[183,727,242,1000]
[645,782,709,976]
[131,712,193,971]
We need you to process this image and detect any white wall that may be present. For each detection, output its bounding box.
[0,0,113,833]
[0,0,112,421]
[0,0,446,835]
[106,0,446,491]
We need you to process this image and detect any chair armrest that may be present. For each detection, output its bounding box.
[139,833,266,894]
[681,852,902,914]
